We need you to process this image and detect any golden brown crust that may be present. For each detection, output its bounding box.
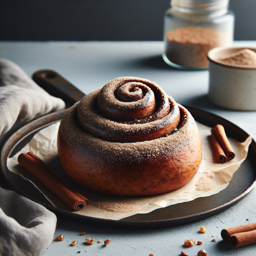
[57,77,202,196]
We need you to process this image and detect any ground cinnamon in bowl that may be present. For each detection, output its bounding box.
[208,46,256,110]
[218,49,256,68]
[165,26,227,69]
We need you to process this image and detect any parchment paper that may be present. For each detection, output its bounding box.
[7,122,251,220]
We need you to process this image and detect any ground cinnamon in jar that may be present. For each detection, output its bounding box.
[165,26,226,68]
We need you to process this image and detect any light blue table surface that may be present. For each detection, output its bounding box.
[1,41,256,256]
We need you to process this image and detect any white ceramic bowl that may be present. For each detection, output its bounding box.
[208,46,256,111]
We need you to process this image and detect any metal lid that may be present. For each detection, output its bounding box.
[171,0,229,12]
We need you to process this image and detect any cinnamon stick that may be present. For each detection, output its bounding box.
[27,152,89,205]
[221,223,256,248]
[213,124,235,161]
[230,230,256,248]
[211,128,227,163]
[18,152,89,210]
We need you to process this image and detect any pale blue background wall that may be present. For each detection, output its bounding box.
[0,0,255,41]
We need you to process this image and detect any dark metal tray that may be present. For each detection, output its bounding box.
[1,107,256,229]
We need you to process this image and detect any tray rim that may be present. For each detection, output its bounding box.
[1,106,256,229]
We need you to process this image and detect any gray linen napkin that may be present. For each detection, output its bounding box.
[0,59,65,135]
[0,187,57,256]
[0,59,65,255]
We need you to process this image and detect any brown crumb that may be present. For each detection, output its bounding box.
[104,239,111,246]
[71,241,78,246]
[149,254,156,256]
[212,234,215,237]
[212,238,216,242]
[55,235,64,241]
[199,226,207,233]
[80,231,86,235]
[184,239,195,248]
[165,134,168,137]
[97,240,102,243]
[85,238,95,245]
[198,249,207,256]
[181,252,189,256]
[197,241,203,245]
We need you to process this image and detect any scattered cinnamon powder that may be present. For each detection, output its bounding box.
[195,176,219,192]
[92,201,141,213]
[218,49,256,68]
[165,26,226,68]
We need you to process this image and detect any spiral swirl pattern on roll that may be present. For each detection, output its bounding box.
[58,77,202,196]
[77,77,180,142]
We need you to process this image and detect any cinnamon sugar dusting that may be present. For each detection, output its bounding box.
[77,77,181,143]
[59,103,198,165]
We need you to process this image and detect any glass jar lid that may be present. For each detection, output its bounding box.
[171,0,229,12]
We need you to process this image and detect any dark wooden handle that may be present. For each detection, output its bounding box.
[32,70,85,105]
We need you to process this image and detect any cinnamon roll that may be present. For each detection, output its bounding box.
[57,77,202,196]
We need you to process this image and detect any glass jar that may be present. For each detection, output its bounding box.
[163,0,234,70]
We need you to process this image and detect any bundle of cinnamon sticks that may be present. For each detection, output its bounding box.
[221,223,256,248]
[18,152,89,211]
[211,124,235,163]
